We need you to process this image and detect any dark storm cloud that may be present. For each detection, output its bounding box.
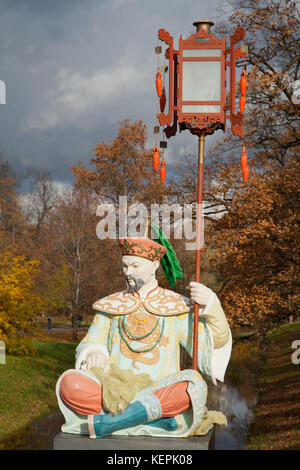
[0,0,221,188]
[1,0,88,18]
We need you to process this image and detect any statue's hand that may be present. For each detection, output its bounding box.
[86,351,110,373]
[189,282,213,307]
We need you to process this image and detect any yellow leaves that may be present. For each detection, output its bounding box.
[40,263,71,313]
[0,250,41,355]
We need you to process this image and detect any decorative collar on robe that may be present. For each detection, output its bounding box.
[92,280,193,317]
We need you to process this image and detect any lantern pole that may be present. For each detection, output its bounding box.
[192,132,205,370]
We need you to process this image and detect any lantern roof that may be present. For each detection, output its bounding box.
[193,18,214,33]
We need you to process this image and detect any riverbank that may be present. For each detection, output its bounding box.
[0,339,76,450]
[246,322,300,450]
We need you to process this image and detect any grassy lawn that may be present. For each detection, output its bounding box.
[0,339,76,449]
[246,322,300,450]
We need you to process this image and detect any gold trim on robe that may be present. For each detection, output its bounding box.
[92,287,193,317]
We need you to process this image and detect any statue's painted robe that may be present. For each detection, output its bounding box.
[56,281,231,437]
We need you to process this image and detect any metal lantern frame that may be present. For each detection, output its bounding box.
[157,25,246,137]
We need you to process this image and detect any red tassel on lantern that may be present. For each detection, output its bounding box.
[160,161,166,183]
[240,95,246,113]
[156,71,162,98]
[240,146,248,171]
[240,146,249,182]
[240,70,247,113]
[242,166,249,183]
[153,146,160,172]
[240,70,247,96]
[160,87,167,113]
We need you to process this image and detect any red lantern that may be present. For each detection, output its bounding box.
[240,146,248,171]
[153,146,160,172]
[160,161,166,183]
[156,71,162,97]
[160,87,167,113]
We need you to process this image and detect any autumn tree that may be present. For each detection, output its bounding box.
[172,0,300,334]
[71,119,171,211]
[206,158,299,335]
[24,169,57,233]
[211,0,300,166]
[7,168,69,324]
[47,189,123,340]
[70,119,177,304]
[0,250,42,355]
[0,157,28,251]
[208,0,300,334]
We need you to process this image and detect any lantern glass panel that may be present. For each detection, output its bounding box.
[182,104,220,113]
[182,60,221,102]
[182,49,221,57]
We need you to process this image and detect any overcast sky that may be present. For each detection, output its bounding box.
[0,0,229,189]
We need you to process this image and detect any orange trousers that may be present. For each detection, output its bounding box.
[60,372,192,417]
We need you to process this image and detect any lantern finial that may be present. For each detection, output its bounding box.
[193,18,214,34]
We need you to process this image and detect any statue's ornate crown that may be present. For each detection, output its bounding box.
[118,237,167,262]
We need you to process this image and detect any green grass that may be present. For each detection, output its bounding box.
[268,322,300,337]
[0,339,76,447]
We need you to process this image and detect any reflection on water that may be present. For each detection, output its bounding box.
[207,382,257,449]
[206,338,260,450]
[7,338,259,450]
[0,411,64,450]
[182,338,260,450]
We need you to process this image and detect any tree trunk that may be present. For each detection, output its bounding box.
[72,308,78,342]
[72,239,81,341]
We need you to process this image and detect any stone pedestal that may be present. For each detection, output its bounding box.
[53,427,215,450]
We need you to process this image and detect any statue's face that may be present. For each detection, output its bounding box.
[122,255,159,290]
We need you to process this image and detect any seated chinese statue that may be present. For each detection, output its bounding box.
[56,236,231,438]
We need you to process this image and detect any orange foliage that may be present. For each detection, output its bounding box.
[71,119,170,207]
[204,157,299,333]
